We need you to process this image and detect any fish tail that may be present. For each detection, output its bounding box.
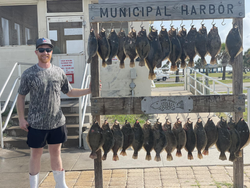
[202,149,209,156]
[188,152,194,160]
[132,151,138,159]
[171,64,177,71]
[89,151,97,159]
[167,153,173,161]
[87,57,92,64]
[188,58,194,67]
[102,153,107,161]
[229,153,236,162]
[120,60,125,69]
[148,72,156,80]
[210,56,217,64]
[201,57,207,66]
[102,60,107,68]
[130,61,135,68]
[106,58,112,65]
[154,154,161,162]
[139,59,145,67]
[219,152,227,161]
[145,151,152,161]
[198,151,203,159]
[181,59,186,69]
[176,150,182,157]
[120,150,127,156]
[236,150,242,157]
[229,57,234,65]
[113,154,119,161]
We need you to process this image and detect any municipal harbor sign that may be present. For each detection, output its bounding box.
[89,0,245,23]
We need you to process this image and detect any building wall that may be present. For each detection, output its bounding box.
[0,0,151,102]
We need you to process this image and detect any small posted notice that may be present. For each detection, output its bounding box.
[59,59,75,83]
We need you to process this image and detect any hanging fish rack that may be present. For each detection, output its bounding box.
[88,0,245,188]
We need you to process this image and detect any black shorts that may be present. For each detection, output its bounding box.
[27,125,68,148]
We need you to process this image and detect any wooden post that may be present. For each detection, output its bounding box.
[232,18,243,188]
[91,22,103,188]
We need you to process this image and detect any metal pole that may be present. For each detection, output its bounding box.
[0,102,3,149]
[184,68,187,90]
[248,88,250,126]
[202,75,205,95]
[79,97,82,148]
[194,71,197,95]
[187,68,190,92]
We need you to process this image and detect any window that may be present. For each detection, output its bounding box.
[47,0,82,13]
[0,5,38,46]
[1,18,9,45]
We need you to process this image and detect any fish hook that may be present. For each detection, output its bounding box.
[176,113,179,120]
[221,18,226,26]
[211,19,215,26]
[90,22,93,30]
[180,20,184,27]
[165,113,169,120]
[160,20,163,27]
[186,113,190,121]
[201,19,204,25]
[190,20,194,27]
[130,21,133,29]
[120,21,123,31]
[197,113,201,119]
[140,21,143,28]
[207,112,211,119]
[170,20,174,27]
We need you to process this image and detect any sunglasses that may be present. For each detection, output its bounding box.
[37,48,52,53]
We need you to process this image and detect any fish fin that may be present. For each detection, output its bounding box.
[120,61,125,69]
[181,60,186,69]
[236,46,243,58]
[154,154,161,162]
[102,61,107,68]
[229,57,234,65]
[89,151,97,159]
[120,150,127,156]
[145,154,152,161]
[102,154,107,161]
[139,59,145,67]
[198,151,203,159]
[188,152,194,160]
[132,152,138,159]
[176,150,182,157]
[210,57,217,65]
[170,63,177,71]
[201,57,207,66]
[106,58,112,65]
[113,154,119,161]
[130,61,135,68]
[219,152,227,161]
[236,150,242,157]
[87,57,92,64]
[176,101,184,109]
[167,153,173,161]
[202,149,209,155]
[229,153,236,162]
[188,58,194,67]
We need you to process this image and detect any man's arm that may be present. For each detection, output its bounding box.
[66,88,91,98]
[16,94,29,132]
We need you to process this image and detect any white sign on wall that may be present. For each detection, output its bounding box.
[59,59,75,83]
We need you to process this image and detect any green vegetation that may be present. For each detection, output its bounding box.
[212,181,233,188]
[155,83,184,88]
[104,114,150,125]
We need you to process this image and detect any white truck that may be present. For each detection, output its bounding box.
[154,69,170,81]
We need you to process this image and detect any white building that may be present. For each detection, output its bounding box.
[0,0,151,102]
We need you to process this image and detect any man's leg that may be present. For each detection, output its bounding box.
[49,144,68,188]
[29,147,43,188]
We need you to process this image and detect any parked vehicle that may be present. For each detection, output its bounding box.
[154,69,170,81]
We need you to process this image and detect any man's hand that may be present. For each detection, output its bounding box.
[19,119,29,132]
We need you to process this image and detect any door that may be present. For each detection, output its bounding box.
[47,16,86,98]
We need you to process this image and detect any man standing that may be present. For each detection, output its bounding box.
[16,38,91,188]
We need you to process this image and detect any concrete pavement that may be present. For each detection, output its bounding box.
[1,88,250,188]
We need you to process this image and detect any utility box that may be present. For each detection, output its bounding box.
[130,68,137,79]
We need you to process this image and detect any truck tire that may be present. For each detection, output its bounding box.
[162,77,166,81]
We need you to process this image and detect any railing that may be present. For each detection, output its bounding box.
[0,62,34,148]
[78,63,91,148]
[185,67,250,124]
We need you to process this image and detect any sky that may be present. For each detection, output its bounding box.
[153,0,250,58]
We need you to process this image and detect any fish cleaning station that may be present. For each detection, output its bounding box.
[87,0,246,188]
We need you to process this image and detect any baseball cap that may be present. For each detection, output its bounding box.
[36,38,54,49]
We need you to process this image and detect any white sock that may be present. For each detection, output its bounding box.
[53,170,68,188]
[29,173,39,188]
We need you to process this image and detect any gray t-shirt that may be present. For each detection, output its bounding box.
[18,64,73,130]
